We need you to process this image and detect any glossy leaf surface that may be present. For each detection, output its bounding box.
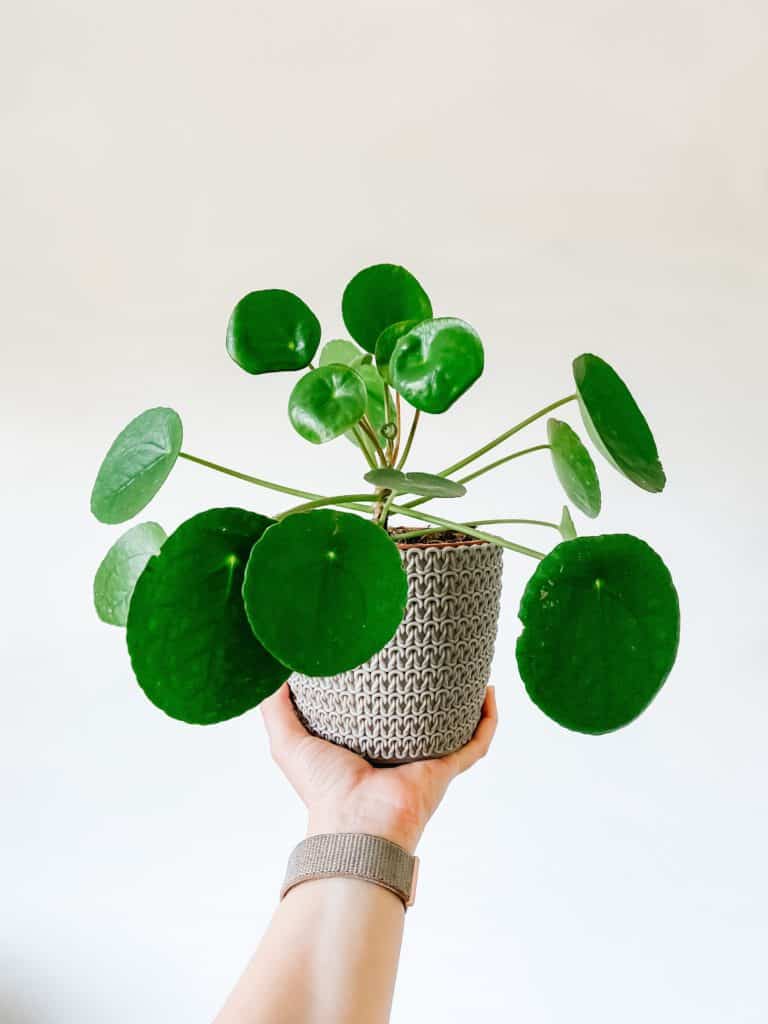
[364,467,466,498]
[127,508,289,724]
[91,407,183,524]
[243,510,408,675]
[288,364,368,444]
[375,320,419,383]
[573,354,666,493]
[227,289,321,374]
[516,534,679,734]
[94,522,167,626]
[342,264,432,353]
[389,318,484,414]
[547,418,601,518]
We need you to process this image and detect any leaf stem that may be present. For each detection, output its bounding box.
[456,444,551,485]
[437,393,576,478]
[278,493,379,518]
[357,418,388,465]
[396,410,420,470]
[179,452,319,501]
[395,517,560,540]
[402,443,551,510]
[391,392,403,465]
[351,426,378,470]
[385,505,546,559]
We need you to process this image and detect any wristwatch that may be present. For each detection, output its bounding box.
[281,833,419,909]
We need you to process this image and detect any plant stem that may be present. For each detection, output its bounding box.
[378,489,397,528]
[392,393,403,465]
[179,452,319,501]
[396,410,420,470]
[456,444,550,485]
[437,393,576,478]
[394,517,561,541]
[278,493,378,518]
[402,443,550,510]
[357,418,388,465]
[351,427,378,470]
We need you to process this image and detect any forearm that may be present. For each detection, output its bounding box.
[214,875,405,1024]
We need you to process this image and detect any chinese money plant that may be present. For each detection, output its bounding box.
[91,263,680,735]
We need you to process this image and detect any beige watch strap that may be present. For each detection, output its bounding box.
[281,833,419,909]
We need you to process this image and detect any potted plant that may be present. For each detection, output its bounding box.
[91,263,680,762]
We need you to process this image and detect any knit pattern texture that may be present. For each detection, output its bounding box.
[290,540,503,764]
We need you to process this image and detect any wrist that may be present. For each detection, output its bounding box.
[306,808,422,855]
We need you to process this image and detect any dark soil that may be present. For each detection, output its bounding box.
[387,527,482,547]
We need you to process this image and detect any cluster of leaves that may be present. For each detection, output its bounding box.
[91,263,679,736]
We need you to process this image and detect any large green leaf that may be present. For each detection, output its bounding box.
[375,320,419,383]
[227,289,321,374]
[516,534,679,734]
[547,418,601,518]
[389,318,484,414]
[94,522,167,626]
[91,407,183,524]
[573,354,666,493]
[364,467,466,498]
[243,509,408,675]
[342,264,432,353]
[127,508,289,724]
[288,364,368,444]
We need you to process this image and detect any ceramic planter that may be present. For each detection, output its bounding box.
[290,538,503,764]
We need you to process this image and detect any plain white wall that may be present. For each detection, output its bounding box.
[2,1,767,1021]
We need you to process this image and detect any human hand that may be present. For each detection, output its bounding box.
[261,684,498,854]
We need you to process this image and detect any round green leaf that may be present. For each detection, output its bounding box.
[573,354,666,493]
[342,264,432,353]
[364,467,466,498]
[389,318,484,414]
[94,522,167,626]
[127,508,289,724]
[91,407,183,524]
[243,509,408,675]
[559,505,577,541]
[318,338,369,368]
[547,418,601,518]
[516,534,680,734]
[288,364,368,444]
[375,320,419,383]
[226,289,321,374]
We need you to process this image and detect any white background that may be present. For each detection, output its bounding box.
[2,2,767,1021]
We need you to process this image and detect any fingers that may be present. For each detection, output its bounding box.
[260,683,310,761]
[444,685,498,777]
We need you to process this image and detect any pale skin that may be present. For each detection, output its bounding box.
[214,683,498,1024]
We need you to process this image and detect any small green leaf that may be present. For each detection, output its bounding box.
[375,320,419,383]
[318,338,369,368]
[547,418,601,518]
[342,264,432,353]
[243,510,408,675]
[559,506,577,541]
[573,354,666,493]
[227,289,321,374]
[364,468,466,498]
[516,534,679,734]
[94,522,167,626]
[127,508,289,724]
[91,407,183,524]
[389,318,484,414]
[288,364,368,444]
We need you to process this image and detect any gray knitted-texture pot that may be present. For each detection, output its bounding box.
[289,539,503,764]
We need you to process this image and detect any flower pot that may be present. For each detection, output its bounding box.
[289,537,504,764]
